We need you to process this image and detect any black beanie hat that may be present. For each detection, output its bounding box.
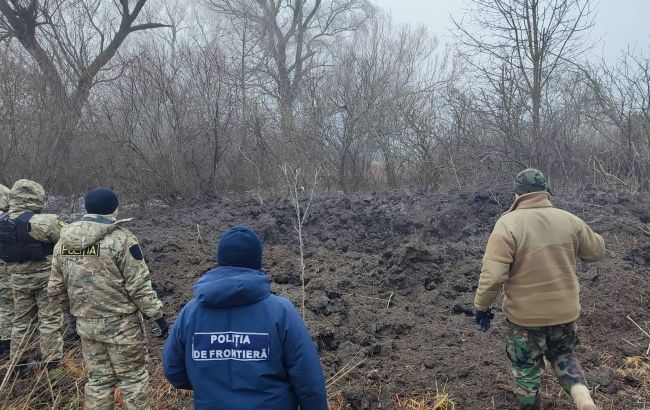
[217,226,263,270]
[85,188,119,215]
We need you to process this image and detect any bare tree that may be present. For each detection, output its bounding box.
[0,0,169,184]
[318,14,449,191]
[2,0,648,197]
[0,0,169,121]
[453,0,595,165]
[208,0,370,134]
[202,0,263,137]
[585,48,650,190]
[281,163,319,318]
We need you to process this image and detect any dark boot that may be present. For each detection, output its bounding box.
[0,340,10,357]
[46,360,66,385]
[46,360,61,371]
[12,360,33,378]
[64,315,80,341]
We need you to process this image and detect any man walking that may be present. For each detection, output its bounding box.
[48,188,168,410]
[0,180,64,370]
[474,169,605,410]
[163,226,328,410]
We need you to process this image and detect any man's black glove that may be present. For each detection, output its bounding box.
[154,316,169,338]
[475,309,495,332]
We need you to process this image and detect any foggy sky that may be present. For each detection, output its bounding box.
[371,0,650,62]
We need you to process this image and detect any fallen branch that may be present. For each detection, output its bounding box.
[342,292,395,307]
[637,226,650,237]
[592,155,630,188]
[326,350,367,391]
[626,316,650,339]
[626,316,650,355]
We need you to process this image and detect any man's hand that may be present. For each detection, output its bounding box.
[154,316,169,338]
[475,309,495,332]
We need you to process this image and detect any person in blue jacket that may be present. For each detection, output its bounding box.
[163,226,328,410]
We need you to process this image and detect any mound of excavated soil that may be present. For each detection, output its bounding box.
[43,188,650,409]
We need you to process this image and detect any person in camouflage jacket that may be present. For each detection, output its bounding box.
[48,188,168,410]
[474,169,605,410]
[0,184,9,211]
[0,183,11,355]
[5,180,64,369]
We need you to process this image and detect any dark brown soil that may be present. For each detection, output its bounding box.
[127,187,650,409]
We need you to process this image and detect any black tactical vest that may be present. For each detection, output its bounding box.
[0,212,54,263]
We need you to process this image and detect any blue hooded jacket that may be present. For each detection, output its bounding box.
[162,266,328,410]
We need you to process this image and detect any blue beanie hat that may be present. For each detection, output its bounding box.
[85,188,119,215]
[217,226,263,270]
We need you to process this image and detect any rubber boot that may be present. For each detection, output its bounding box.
[571,384,597,410]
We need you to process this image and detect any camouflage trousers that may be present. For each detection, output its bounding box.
[10,270,64,361]
[77,314,151,410]
[0,264,13,341]
[506,320,588,407]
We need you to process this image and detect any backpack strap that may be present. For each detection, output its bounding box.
[15,212,36,224]
[13,212,35,240]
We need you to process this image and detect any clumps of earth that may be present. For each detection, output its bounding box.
[118,187,648,409]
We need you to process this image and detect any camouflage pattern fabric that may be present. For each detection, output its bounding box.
[48,214,163,320]
[7,179,63,275]
[513,169,547,195]
[0,262,12,341]
[10,272,64,360]
[77,314,151,410]
[0,184,10,341]
[5,180,64,361]
[48,213,162,409]
[0,183,9,211]
[506,320,588,407]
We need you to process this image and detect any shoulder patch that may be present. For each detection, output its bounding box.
[61,244,100,257]
[129,244,144,260]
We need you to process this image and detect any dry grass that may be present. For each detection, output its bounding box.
[615,355,650,406]
[328,393,346,410]
[395,392,456,410]
[395,384,456,410]
[4,335,642,409]
[618,355,650,381]
[147,357,193,408]
[0,340,192,410]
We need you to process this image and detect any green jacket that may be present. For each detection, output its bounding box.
[474,192,605,327]
[48,214,163,320]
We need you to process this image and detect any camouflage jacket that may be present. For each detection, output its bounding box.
[0,184,9,211]
[48,214,164,320]
[474,192,605,327]
[6,180,62,275]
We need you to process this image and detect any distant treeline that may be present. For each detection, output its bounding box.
[0,0,648,199]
